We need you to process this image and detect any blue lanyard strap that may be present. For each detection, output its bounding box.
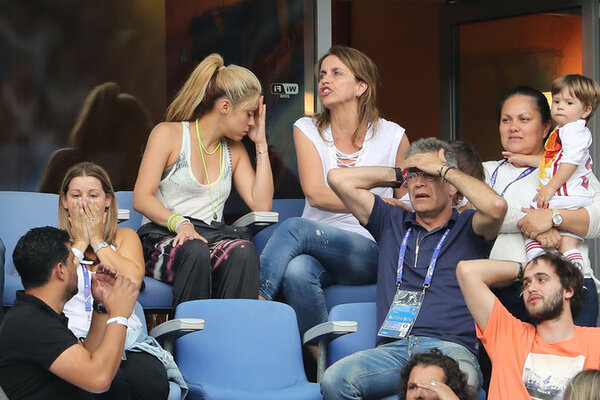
[396,227,451,288]
[490,159,536,197]
[81,265,92,312]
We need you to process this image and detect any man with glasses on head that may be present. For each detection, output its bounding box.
[322,138,507,400]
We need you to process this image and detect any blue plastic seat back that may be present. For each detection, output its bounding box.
[174,299,309,391]
[327,302,378,366]
[115,191,144,230]
[0,191,59,306]
[323,284,377,313]
[253,199,305,254]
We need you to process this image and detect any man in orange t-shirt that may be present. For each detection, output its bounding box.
[457,253,600,399]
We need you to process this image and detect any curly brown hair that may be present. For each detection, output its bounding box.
[398,349,476,400]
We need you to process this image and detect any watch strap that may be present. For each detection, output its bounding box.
[93,241,110,254]
[392,167,404,188]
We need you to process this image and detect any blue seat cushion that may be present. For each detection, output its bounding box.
[138,276,173,311]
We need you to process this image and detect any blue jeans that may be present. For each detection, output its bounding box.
[320,336,482,400]
[259,218,378,335]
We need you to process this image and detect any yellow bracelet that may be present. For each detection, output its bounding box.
[167,213,183,232]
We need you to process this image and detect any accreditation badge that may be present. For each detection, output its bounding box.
[378,289,424,339]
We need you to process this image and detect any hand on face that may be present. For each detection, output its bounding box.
[404,149,447,176]
[68,199,90,247]
[247,95,267,145]
[408,380,460,400]
[83,197,107,243]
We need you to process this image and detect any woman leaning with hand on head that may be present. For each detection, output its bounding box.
[259,46,410,349]
[484,86,600,325]
[59,161,170,400]
[134,54,272,307]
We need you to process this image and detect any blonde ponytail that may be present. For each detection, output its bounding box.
[166,54,261,122]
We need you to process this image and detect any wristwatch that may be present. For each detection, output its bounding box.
[551,209,563,227]
[93,300,107,314]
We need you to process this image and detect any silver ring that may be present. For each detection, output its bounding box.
[89,217,96,222]
[430,380,438,386]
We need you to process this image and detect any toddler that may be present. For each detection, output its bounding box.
[503,74,600,269]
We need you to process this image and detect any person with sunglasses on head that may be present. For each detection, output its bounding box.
[322,137,507,400]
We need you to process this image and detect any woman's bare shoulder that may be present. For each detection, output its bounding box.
[114,226,141,246]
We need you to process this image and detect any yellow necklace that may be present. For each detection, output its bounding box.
[195,119,222,220]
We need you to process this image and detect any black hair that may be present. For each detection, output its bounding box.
[499,86,552,126]
[398,348,476,400]
[12,227,70,289]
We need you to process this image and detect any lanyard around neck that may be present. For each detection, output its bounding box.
[81,265,92,312]
[490,159,535,197]
[396,227,451,288]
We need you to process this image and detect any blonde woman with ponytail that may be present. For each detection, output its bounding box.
[134,54,272,307]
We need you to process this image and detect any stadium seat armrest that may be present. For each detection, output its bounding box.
[149,318,205,353]
[231,211,279,235]
[303,320,358,382]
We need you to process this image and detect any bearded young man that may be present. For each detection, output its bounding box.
[457,253,600,400]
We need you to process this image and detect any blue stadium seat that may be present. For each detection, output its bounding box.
[173,299,321,400]
[253,199,305,254]
[114,191,144,230]
[0,192,59,307]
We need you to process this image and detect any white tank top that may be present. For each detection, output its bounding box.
[296,117,405,241]
[142,121,233,225]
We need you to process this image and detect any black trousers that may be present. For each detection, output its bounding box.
[171,238,259,307]
[95,351,169,400]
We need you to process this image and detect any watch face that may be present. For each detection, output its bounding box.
[553,213,563,225]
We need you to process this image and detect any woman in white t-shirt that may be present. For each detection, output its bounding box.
[484,86,600,326]
[259,46,410,351]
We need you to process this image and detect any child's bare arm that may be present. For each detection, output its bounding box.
[535,163,577,208]
[502,151,541,168]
